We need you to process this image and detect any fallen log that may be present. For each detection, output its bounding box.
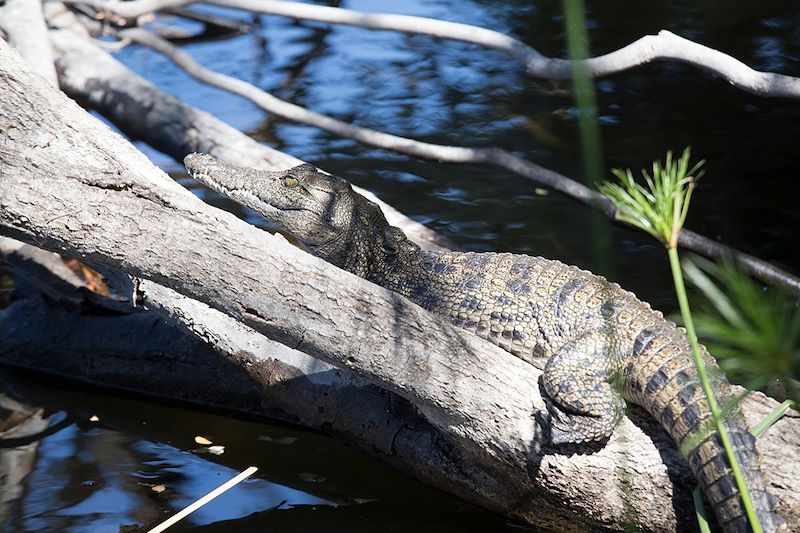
[0,38,797,532]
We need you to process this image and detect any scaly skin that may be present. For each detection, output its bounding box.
[185,153,781,532]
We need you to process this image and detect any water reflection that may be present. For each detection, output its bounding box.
[0,372,508,531]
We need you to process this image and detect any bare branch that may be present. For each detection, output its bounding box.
[69,0,800,98]
[115,29,612,207]
[118,27,800,296]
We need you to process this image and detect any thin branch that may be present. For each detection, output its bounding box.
[70,0,800,98]
[117,29,609,206]
[118,28,800,296]
[147,466,258,533]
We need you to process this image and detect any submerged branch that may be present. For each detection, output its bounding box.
[119,27,800,295]
[70,0,800,98]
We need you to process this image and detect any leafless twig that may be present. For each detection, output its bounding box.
[118,28,608,206]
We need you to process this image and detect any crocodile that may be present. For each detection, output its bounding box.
[184,153,781,532]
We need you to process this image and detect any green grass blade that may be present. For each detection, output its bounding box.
[751,399,795,438]
[694,487,713,533]
[670,249,763,533]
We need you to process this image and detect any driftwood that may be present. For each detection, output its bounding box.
[0,38,799,532]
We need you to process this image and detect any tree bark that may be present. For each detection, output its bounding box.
[0,38,798,532]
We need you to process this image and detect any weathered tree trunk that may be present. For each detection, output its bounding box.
[0,38,798,532]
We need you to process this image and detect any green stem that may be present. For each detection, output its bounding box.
[562,0,602,186]
[693,487,712,533]
[668,247,762,533]
[752,399,795,438]
[562,0,611,277]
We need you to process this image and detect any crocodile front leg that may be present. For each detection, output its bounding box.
[542,329,626,444]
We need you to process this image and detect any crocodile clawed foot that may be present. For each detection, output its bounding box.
[545,402,613,445]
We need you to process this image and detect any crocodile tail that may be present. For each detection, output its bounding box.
[625,326,781,532]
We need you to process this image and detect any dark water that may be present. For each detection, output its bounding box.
[3,0,800,530]
[0,371,503,532]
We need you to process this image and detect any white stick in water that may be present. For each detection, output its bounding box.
[147,466,259,533]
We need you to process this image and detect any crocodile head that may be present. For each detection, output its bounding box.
[184,153,398,274]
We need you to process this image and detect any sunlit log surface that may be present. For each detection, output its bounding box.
[0,0,56,85]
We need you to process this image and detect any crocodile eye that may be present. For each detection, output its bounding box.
[380,241,397,255]
[283,176,299,188]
